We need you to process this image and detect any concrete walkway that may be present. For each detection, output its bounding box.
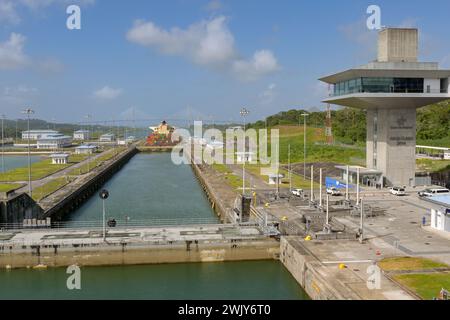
[15,150,114,194]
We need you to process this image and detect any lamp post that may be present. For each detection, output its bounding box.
[1,114,5,173]
[22,108,34,197]
[301,113,309,178]
[85,114,92,173]
[99,189,109,241]
[240,108,250,196]
[288,144,292,192]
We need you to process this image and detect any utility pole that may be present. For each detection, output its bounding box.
[346,165,350,201]
[288,144,292,192]
[99,189,109,242]
[311,165,314,202]
[1,114,5,173]
[85,114,92,173]
[301,113,309,178]
[356,167,360,206]
[360,198,364,244]
[319,168,323,208]
[22,108,34,198]
[240,108,249,196]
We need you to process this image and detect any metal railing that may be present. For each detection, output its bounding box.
[0,217,222,231]
[330,88,448,97]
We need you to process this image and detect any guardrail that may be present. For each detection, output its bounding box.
[0,217,223,231]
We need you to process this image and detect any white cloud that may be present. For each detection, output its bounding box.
[0,0,20,24]
[36,58,64,73]
[233,50,279,82]
[127,16,235,67]
[1,85,39,106]
[94,86,123,100]
[205,0,223,12]
[0,33,29,70]
[259,83,277,105]
[127,16,279,81]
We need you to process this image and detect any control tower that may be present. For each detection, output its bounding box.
[320,28,450,187]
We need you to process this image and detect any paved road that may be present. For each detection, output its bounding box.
[16,150,113,194]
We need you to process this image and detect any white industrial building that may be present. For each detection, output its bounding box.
[75,145,98,155]
[22,130,58,140]
[37,134,72,149]
[73,130,91,141]
[99,133,116,142]
[50,153,69,165]
[427,196,450,233]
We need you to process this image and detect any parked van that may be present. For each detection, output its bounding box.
[418,188,450,197]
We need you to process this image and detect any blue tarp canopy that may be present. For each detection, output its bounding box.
[325,177,351,189]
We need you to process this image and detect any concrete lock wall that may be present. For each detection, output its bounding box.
[280,237,360,300]
[367,108,416,187]
[0,239,280,269]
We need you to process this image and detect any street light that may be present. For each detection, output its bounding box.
[240,107,250,196]
[1,114,5,173]
[22,108,34,197]
[85,114,92,173]
[301,113,309,178]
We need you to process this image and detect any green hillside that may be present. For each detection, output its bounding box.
[250,101,450,148]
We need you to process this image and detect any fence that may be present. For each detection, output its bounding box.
[0,217,222,231]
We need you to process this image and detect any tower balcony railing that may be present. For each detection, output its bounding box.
[329,88,448,97]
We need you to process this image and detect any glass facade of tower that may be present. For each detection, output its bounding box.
[332,77,433,96]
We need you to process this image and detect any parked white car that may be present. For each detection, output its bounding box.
[291,189,303,197]
[418,188,450,197]
[326,187,341,196]
[390,187,406,196]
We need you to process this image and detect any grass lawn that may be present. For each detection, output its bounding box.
[68,148,126,176]
[0,183,23,192]
[394,273,450,300]
[211,163,250,191]
[264,126,366,165]
[246,164,317,189]
[32,177,74,201]
[0,154,88,182]
[379,257,449,271]
[0,160,70,182]
[416,159,450,173]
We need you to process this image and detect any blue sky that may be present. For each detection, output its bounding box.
[0,0,449,125]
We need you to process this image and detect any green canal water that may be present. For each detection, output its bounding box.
[0,261,308,300]
[1,152,308,300]
[2,155,42,172]
[68,153,218,222]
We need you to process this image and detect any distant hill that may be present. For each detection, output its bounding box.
[0,119,145,140]
[249,101,450,147]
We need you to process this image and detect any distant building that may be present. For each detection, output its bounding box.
[99,133,116,142]
[268,173,285,185]
[22,130,58,140]
[37,134,72,149]
[49,153,69,165]
[73,130,91,141]
[236,152,255,163]
[75,145,97,155]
